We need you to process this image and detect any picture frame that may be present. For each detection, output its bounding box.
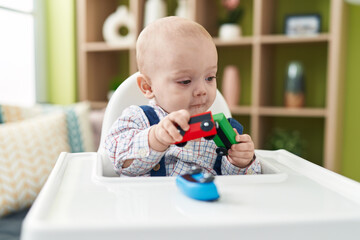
[284,14,321,36]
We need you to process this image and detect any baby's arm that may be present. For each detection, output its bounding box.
[104,106,190,176]
[222,129,261,174]
[122,110,191,170]
[104,106,164,176]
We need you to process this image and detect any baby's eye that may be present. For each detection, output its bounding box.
[205,76,216,82]
[178,80,191,85]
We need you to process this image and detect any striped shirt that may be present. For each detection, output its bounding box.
[104,100,261,176]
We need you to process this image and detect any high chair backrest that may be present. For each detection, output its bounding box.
[97,72,232,176]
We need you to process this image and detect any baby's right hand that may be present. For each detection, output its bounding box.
[149,109,190,152]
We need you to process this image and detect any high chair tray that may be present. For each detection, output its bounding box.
[21,150,360,240]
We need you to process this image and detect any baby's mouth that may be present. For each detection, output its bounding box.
[190,103,205,108]
[189,102,208,113]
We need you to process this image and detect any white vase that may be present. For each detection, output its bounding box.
[219,24,242,40]
[222,65,241,107]
[144,0,167,27]
[102,6,136,46]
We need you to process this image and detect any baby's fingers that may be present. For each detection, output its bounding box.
[169,109,190,132]
[155,124,176,144]
[162,119,183,142]
[227,151,254,168]
[234,130,252,143]
[229,148,254,159]
[231,141,254,152]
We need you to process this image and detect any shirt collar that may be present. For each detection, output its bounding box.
[149,99,168,117]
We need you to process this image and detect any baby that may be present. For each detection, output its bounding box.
[105,16,261,177]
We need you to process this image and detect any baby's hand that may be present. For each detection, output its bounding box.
[149,109,190,152]
[227,129,255,168]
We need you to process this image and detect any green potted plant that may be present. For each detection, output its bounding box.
[218,0,244,40]
[265,128,306,157]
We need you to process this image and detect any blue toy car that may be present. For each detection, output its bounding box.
[176,167,220,201]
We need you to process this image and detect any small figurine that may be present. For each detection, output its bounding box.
[176,166,220,201]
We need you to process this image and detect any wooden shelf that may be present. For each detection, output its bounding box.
[258,107,327,117]
[260,34,330,44]
[213,37,254,46]
[77,0,345,171]
[213,34,330,46]
[83,42,135,52]
[229,106,252,115]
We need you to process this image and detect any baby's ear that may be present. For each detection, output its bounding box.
[137,74,154,99]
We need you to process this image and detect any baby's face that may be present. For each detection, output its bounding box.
[149,35,218,116]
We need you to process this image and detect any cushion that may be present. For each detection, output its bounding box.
[0,102,95,152]
[0,112,70,217]
[40,102,95,152]
[0,102,95,217]
[0,105,41,123]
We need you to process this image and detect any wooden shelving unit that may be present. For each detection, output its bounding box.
[83,42,136,52]
[213,37,254,46]
[260,34,330,44]
[77,0,345,171]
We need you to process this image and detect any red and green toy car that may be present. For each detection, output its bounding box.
[175,112,239,156]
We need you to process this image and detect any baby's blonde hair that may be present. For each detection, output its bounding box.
[136,16,214,76]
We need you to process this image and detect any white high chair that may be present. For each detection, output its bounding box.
[97,72,232,177]
[21,74,360,240]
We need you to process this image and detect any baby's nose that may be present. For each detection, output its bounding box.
[193,81,207,96]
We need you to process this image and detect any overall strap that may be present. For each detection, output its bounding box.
[139,105,166,176]
[213,118,243,175]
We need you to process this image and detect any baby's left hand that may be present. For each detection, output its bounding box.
[227,129,255,168]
